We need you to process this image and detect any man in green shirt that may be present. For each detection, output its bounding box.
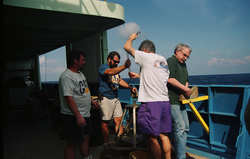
[167,43,192,159]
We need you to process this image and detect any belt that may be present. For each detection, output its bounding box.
[98,95,104,101]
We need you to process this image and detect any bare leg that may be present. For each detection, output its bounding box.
[159,133,171,159]
[113,117,123,135]
[146,134,161,159]
[79,134,90,158]
[101,120,110,143]
[64,141,77,159]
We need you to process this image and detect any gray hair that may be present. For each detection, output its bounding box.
[174,43,192,54]
[138,39,156,53]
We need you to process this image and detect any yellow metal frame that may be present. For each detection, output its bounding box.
[181,95,209,135]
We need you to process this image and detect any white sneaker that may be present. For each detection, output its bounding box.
[82,155,92,159]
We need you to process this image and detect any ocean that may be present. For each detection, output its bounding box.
[122,73,250,86]
[42,73,250,86]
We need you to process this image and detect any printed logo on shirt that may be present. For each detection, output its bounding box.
[108,74,119,90]
[79,80,90,94]
[153,62,169,73]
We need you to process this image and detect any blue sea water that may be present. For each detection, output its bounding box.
[42,73,250,86]
[122,73,250,86]
[188,73,250,85]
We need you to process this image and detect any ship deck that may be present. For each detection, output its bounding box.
[4,83,249,159]
[3,106,234,159]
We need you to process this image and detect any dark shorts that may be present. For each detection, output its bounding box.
[62,114,92,142]
[137,101,172,136]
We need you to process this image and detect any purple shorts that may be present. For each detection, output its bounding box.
[137,101,172,136]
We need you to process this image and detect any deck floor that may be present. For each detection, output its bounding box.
[3,107,107,159]
[4,106,222,159]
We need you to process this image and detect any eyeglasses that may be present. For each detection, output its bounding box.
[112,59,120,64]
[179,51,190,59]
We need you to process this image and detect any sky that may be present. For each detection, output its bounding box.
[39,0,250,82]
[39,46,66,82]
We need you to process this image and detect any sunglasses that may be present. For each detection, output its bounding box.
[112,59,120,64]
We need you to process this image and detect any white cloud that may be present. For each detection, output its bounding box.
[209,51,219,55]
[207,58,223,66]
[244,56,250,61]
[40,66,66,74]
[39,56,45,64]
[40,66,47,74]
[54,66,66,73]
[207,56,250,66]
[117,22,140,39]
[39,55,58,64]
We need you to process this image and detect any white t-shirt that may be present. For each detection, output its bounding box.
[135,50,170,102]
[59,69,91,117]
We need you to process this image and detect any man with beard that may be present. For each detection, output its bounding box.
[59,49,99,159]
[98,51,137,147]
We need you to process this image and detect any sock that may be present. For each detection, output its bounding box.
[82,155,92,159]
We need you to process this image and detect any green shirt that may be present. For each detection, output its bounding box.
[167,55,189,106]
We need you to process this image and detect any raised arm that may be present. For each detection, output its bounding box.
[104,59,131,76]
[124,33,138,58]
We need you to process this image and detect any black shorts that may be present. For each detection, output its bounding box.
[62,114,92,142]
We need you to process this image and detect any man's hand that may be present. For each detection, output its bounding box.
[124,59,131,68]
[129,72,140,79]
[92,100,99,109]
[183,86,192,98]
[168,78,192,97]
[76,116,86,127]
[129,33,138,41]
[130,87,137,94]
[64,96,87,127]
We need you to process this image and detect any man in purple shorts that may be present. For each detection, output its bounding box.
[124,33,172,159]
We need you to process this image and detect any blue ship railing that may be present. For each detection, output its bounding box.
[42,81,249,158]
[118,84,250,159]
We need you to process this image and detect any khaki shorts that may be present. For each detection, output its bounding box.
[99,96,123,121]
